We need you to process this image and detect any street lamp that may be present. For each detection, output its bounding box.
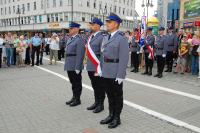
[16,7,25,32]
[141,0,154,23]
[99,4,107,29]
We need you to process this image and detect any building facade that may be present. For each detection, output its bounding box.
[180,0,200,32]
[0,0,138,32]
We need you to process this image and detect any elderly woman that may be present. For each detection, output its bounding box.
[49,33,60,65]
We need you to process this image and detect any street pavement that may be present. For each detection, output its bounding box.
[0,57,200,133]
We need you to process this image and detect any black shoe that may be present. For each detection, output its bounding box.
[154,74,159,77]
[36,63,39,66]
[142,72,148,75]
[108,117,121,129]
[135,69,139,73]
[130,69,135,72]
[164,69,169,72]
[87,103,97,110]
[100,115,114,125]
[66,97,75,105]
[148,72,152,76]
[70,99,81,107]
[158,74,163,78]
[40,62,43,65]
[168,69,172,72]
[93,105,104,113]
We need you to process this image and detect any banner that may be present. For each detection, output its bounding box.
[184,0,200,19]
[140,16,147,47]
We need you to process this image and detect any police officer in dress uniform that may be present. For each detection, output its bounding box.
[165,27,178,72]
[100,13,129,129]
[64,22,85,107]
[142,27,155,76]
[86,17,106,113]
[130,28,140,73]
[154,27,168,78]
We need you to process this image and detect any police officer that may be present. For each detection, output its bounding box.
[142,27,155,76]
[165,27,178,72]
[130,28,140,73]
[31,33,42,66]
[100,13,129,129]
[154,27,167,78]
[64,22,85,107]
[86,17,105,113]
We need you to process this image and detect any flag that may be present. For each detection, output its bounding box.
[140,16,147,47]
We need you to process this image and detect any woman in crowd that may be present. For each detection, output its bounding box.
[198,45,200,79]
[0,33,4,68]
[174,34,189,74]
[49,33,60,65]
[24,34,31,65]
[190,32,200,75]
[5,32,14,67]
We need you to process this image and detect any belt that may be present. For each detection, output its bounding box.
[168,44,174,46]
[104,58,119,63]
[157,48,163,50]
[66,54,76,57]
[95,54,100,56]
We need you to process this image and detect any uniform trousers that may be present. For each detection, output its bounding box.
[102,78,123,117]
[67,71,82,100]
[88,71,105,104]
[156,55,165,74]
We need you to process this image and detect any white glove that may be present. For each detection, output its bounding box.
[75,70,80,74]
[162,54,166,58]
[115,78,124,85]
[137,51,140,54]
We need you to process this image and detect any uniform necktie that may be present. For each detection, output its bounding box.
[108,34,111,40]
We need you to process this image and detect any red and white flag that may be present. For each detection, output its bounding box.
[86,35,102,76]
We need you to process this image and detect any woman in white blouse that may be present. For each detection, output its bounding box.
[49,33,60,65]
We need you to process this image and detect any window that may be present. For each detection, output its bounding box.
[87,0,90,7]
[34,16,37,23]
[39,15,42,23]
[59,13,63,21]
[1,8,3,15]
[27,3,30,11]
[9,7,11,14]
[55,13,58,21]
[93,0,96,9]
[59,0,63,7]
[47,0,50,8]
[47,14,50,22]
[22,4,25,12]
[41,0,44,9]
[33,2,36,10]
[53,0,56,7]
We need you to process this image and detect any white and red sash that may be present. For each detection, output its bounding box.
[146,45,154,60]
[86,35,102,76]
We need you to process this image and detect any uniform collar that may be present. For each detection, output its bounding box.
[93,31,100,37]
[110,30,119,38]
[72,34,78,38]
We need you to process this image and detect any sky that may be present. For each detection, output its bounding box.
[135,0,158,18]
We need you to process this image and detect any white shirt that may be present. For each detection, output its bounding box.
[50,37,60,50]
[197,46,200,53]
[0,38,4,48]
